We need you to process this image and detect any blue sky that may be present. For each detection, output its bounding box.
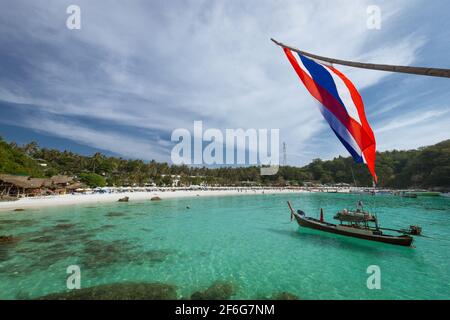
[0,0,449,165]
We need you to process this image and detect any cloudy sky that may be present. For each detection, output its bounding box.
[0,0,449,165]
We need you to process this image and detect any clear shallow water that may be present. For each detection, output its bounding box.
[0,193,449,300]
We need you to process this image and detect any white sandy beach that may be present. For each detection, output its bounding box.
[0,188,305,212]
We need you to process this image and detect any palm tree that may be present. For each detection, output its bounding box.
[23,141,39,156]
[91,153,104,174]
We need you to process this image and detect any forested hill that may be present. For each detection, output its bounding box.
[0,136,448,190]
[302,139,450,189]
[0,138,45,178]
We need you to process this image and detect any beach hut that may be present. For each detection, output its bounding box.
[50,175,74,194]
[0,174,49,197]
[0,174,79,198]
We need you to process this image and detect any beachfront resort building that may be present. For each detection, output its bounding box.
[0,174,80,198]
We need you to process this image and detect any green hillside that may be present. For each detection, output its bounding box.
[0,136,448,190]
[298,140,450,189]
[0,139,44,177]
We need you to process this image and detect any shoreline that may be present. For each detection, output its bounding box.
[0,189,304,212]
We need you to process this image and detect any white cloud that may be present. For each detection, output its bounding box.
[376,110,449,133]
[22,117,169,161]
[1,0,445,164]
[376,108,450,150]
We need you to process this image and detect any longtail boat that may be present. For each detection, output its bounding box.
[287,201,416,247]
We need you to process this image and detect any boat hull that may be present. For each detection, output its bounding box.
[294,214,413,247]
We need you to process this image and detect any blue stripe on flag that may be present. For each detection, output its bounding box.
[331,128,364,163]
[298,54,347,113]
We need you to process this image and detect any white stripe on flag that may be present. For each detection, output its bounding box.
[293,53,313,79]
[317,104,362,157]
[325,65,363,126]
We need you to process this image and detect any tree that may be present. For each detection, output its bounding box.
[79,173,106,187]
[1,135,449,190]
[160,175,173,187]
[0,138,44,177]
[90,152,104,174]
[22,141,39,156]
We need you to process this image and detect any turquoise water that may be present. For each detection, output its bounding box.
[0,193,449,299]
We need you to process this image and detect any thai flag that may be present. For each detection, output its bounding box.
[282,47,377,183]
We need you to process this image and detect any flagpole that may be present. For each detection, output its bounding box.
[271,38,450,78]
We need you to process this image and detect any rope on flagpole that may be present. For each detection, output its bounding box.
[270,38,450,78]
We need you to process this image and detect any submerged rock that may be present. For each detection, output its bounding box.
[190,281,236,300]
[0,235,18,261]
[33,250,74,268]
[0,235,17,244]
[80,238,173,270]
[36,282,177,300]
[105,211,126,217]
[54,223,76,230]
[270,292,300,300]
[82,239,136,269]
[13,208,25,212]
[0,219,35,227]
[93,224,115,231]
[139,249,171,263]
[150,196,162,201]
[28,235,58,243]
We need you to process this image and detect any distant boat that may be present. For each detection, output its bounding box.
[375,190,392,196]
[414,192,441,197]
[402,192,418,198]
[287,201,415,247]
[401,191,441,198]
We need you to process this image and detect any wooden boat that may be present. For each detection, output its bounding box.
[287,201,414,247]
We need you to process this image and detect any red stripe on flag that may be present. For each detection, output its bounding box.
[327,66,377,182]
[327,66,375,141]
[283,48,373,152]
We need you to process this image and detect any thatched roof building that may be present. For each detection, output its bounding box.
[0,175,42,189]
[50,175,73,185]
[0,174,79,197]
[0,175,74,188]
